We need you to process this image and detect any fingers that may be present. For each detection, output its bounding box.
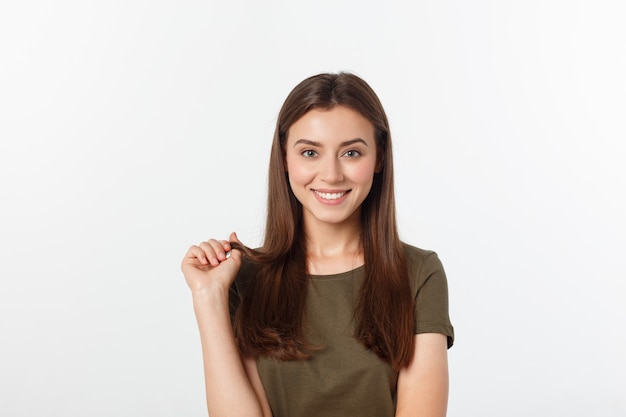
[198,239,232,266]
[184,234,240,268]
[184,245,211,266]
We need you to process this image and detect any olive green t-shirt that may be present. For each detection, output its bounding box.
[229,243,454,417]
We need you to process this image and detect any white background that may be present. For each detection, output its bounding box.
[1,1,624,416]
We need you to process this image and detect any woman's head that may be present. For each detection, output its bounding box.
[264,72,398,252]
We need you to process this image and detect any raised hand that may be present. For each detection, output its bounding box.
[181,232,243,294]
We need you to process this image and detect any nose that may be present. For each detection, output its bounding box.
[320,156,344,183]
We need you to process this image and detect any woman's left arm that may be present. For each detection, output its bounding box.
[396,333,449,417]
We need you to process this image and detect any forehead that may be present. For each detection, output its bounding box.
[287,106,375,145]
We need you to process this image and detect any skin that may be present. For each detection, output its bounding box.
[396,333,449,417]
[182,105,449,416]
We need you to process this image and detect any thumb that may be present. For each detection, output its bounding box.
[228,232,243,262]
[229,231,241,245]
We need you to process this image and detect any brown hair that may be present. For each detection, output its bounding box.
[232,72,414,370]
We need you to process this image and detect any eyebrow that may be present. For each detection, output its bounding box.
[292,138,369,147]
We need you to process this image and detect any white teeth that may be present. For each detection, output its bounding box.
[315,191,346,200]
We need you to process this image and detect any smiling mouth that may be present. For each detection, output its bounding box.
[313,190,349,200]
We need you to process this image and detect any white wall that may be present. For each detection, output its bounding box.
[1,1,624,416]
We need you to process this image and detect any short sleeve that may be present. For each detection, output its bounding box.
[405,245,455,348]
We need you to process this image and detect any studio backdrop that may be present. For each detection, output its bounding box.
[1,1,624,416]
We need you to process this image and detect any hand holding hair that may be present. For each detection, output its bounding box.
[181,231,243,294]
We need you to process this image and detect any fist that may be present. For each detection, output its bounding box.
[181,232,243,293]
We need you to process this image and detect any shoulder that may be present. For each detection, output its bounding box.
[400,242,446,292]
[401,242,444,275]
[401,242,437,264]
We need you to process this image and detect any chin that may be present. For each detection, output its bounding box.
[308,210,360,226]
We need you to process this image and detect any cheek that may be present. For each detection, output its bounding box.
[285,155,311,185]
[348,160,377,185]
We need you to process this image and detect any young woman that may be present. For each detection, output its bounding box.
[182,72,454,417]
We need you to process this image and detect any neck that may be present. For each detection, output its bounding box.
[303,216,364,275]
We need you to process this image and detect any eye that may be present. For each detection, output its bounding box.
[301,150,318,158]
[343,149,361,158]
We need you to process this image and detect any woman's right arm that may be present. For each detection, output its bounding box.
[182,232,272,417]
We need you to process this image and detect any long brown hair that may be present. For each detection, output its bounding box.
[233,72,414,370]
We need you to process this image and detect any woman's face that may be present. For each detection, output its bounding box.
[285,105,379,229]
